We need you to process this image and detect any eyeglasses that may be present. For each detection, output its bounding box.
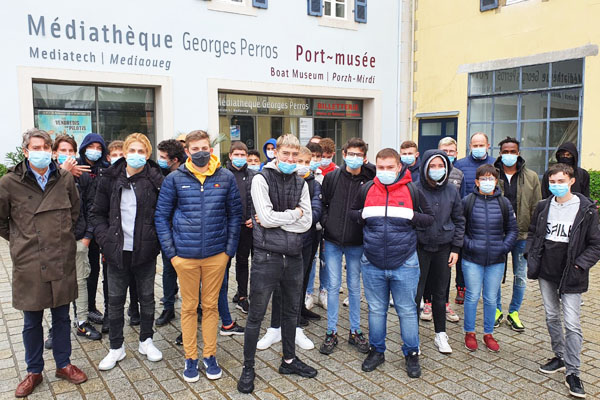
[478,177,496,182]
[346,152,364,158]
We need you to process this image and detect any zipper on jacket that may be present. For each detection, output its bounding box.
[484,197,490,266]
[340,177,352,244]
[201,181,206,256]
[201,184,204,192]
[384,186,389,266]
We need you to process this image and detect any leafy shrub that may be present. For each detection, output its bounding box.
[5,147,25,167]
[0,163,7,178]
[590,170,600,204]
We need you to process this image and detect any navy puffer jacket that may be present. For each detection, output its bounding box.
[155,163,242,260]
[462,187,518,266]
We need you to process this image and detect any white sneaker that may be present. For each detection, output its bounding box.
[139,338,163,362]
[99,346,126,370]
[305,293,315,310]
[339,287,344,294]
[318,290,328,310]
[257,327,281,350]
[435,332,452,354]
[295,327,315,350]
[343,297,349,307]
[389,297,394,307]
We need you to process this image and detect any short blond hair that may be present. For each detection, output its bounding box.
[276,134,300,150]
[186,130,211,148]
[299,146,312,158]
[108,140,124,152]
[123,133,152,157]
[438,137,457,149]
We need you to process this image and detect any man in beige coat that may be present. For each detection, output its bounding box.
[0,129,88,398]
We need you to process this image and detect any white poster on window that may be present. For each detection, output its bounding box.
[299,118,313,145]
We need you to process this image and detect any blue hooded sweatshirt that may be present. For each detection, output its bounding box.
[77,133,109,176]
[260,138,277,170]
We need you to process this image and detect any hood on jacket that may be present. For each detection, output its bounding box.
[262,138,277,161]
[78,133,108,165]
[185,153,220,184]
[420,149,452,188]
[556,142,579,166]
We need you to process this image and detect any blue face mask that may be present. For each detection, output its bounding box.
[126,153,147,169]
[158,159,170,169]
[248,165,260,171]
[549,183,569,198]
[28,151,52,169]
[479,180,496,194]
[57,154,74,165]
[377,170,397,185]
[344,156,363,170]
[232,157,247,168]
[428,167,446,181]
[448,156,455,163]
[110,157,122,165]
[471,147,487,159]
[278,160,296,174]
[401,155,416,165]
[501,154,518,167]
[85,148,102,162]
[309,160,321,171]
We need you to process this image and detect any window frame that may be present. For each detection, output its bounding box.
[324,0,347,19]
[480,0,499,12]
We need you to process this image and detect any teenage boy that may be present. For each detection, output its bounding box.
[320,137,375,355]
[238,135,316,394]
[107,141,124,165]
[350,148,434,377]
[526,163,600,399]
[155,130,242,382]
[319,138,338,177]
[399,140,421,183]
[541,142,590,199]
[306,142,324,184]
[454,132,495,198]
[247,150,261,171]
[262,138,277,168]
[493,137,541,332]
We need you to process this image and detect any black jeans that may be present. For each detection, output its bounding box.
[108,251,156,349]
[455,255,465,289]
[416,245,451,333]
[23,304,71,373]
[244,249,303,367]
[228,225,253,299]
[161,252,179,311]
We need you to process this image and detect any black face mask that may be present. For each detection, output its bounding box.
[191,151,211,167]
[557,155,575,166]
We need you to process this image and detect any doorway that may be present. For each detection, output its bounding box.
[314,119,361,161]
[418,118,458,153]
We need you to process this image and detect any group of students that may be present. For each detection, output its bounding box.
[0,128,598,399]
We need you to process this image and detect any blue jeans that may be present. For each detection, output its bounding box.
[324,240,363,332]
[496,239,527,314]
[462,260,505,334]
[23,304,71,373]
[161,252,178,311]
[361,252,420,355]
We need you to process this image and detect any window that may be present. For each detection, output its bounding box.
[480,0,498,12]
[467,59,584,175]
[324,0,345,18]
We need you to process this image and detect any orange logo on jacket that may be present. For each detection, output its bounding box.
[214,183,221,188]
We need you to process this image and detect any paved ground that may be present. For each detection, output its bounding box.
[0,238,599,399]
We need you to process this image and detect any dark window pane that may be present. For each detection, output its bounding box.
[494,95,518,121]
[98,87,154,112]
[522,64,549,90]
[521,92,547,120]
[494,68,519,92]
[551,59,583,87]
[493,123,518,146]
[469,98,493,122]
[549,120,578,148]
[550,89,579,119]
[519,148,547,175]
[33,83,95,110]
[469,71,493,95]
[520,122,546,148]
[98,110,154,147]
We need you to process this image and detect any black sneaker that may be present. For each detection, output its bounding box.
[44,328,53,350]
[128,307,140,326]
[405,351,421,378]
[362,347,385,372]
[236,298,249,314]
[301,307,321,321]
[101,319,109,334]
[278,357,317,378]
[156,309,175,326]
[220,321,245,336]
[88,309,104,325]
[175,333,183,345]
[348,330,370,354]
[76,321,102,340]
[319,331,338,355]
[237,366,255,394]
[232,293,240,304]
[539,357,566,374]
[298,316,309,327]
[565,374,586,398]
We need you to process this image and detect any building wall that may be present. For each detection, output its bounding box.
[413,0,600,169]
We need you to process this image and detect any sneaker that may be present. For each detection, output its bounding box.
[483,334,500,352]
[175,333,183,346]
[445,303,460,323]
[348,330,370,354]
[232,293,240,304]
[565,374,586,398]
[405,351,421,378]
[44,328,53,350]
[295,327,315,350]
[539,357,566,374]
[305,293,315,310]
[183,358,199,383]
[362,347,385,372]
[420,302,432,321]
[298,315,309,327]
[339,286,343,294]
[279,357,317,378]
[455,287,465,305]
[319,331,338,355]
[494,309,504,328]
[301,307,321,320]
[99,346,126,370]
[88,309,104,325]
[128,307,140,326]
[236,298,249,314]
[76,321,102,340]
[155,308,175,326]
[506,311,525,332]
[203,356,222,380]
[318,289,328,310]
[435,332,452,354]
[464,332,478,351]
[139,338,163,362]
[342,297,349,307]
[220,321,245,336]
[101,318,109,334]
[237,366,255,393]
[389,297,394,307]
[257,327,281,350]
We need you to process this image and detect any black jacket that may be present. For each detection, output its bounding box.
[525,193,600,294]
[321,162,376,246]
[226,161,256,222]
[73,169,94,241]
[541,142,590,199]
[416,150,465,253]
[91,158,164,268]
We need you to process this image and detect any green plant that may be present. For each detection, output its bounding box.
[589,170,600,204]
[5,147,25,167]
[0,163,7,178]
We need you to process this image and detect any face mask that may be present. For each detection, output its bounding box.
[232,157,247,168]
[309,160,321,171]
[377,170,397,185]
[400,155,416,165]
[110,157,122,165]
[126,153,147,169]
[557,155,574,166]
[158,159,170,169]
[428,168,446,181]
[344,156,363,170]
[296,165,310,177]
[321,157,332,167]
[248,165,260,171]
[471,147,487,159]
[85,148,102,162]
[266,150,275,159]
[191,150,211,167]
[448,156,455,163]
[549,183,569,198]
[28,151,52,169]
[479,180,496,194]
[278,160,296,174]
[501,154,518,167]
[57,154,74,165]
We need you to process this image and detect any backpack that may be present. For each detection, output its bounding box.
[464,192,509,232]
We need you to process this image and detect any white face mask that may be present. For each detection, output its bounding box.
[266,150,275,159]
[321,157,332,167]
[296,165,310,176]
